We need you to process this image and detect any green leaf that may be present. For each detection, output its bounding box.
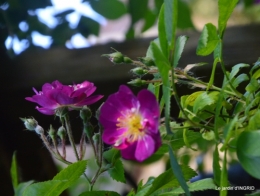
[247,110,260,131]
[193,91,219,114]
[103,148,121,163]
[218,0,239,38]
[249,58,260,76]
[79,191,120,196]
[167,147,191,196]
[246,78,259,93]
[164,129,202,151]
[252,68,260,79]
[159,178,216,195]
[229,63,250,80]
[11,152,19,189]
[107,159,126,183]
[23,160,87,196]
[177,0,194,29]
[158,4,168,58]
[220,115,239,151]
[173,35,188,67]
[196,23,219,56]
[164,0,178,48]
[128,0,148,24]
[230,73,249,89]
[135,177,155,196]
[77,16,100,37]
[237,130,260,179]
[15,180,34,196]
[90,0,127,19]
[144,164,196,196]
[142,9,157,33]
[53,160,87,181]
[150,41,171,134]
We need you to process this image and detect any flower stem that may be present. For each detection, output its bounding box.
[63,114,80,161]
[40,133,72,165]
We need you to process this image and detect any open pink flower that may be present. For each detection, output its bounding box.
[26,80,103,115]
[99,85,161,162]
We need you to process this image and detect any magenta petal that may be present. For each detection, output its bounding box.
[49,90,74,105]
[121,142,138,160]
[71,84,94,97]
[36,107,55,115]
[102,127,127,144]
[138,89,160,117]
[76,95,103,106]
[26,95,58,108]
[135,136,155,162]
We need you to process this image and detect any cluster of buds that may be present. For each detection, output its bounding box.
[20,117,68,162]
[20,117,44,135]
[101,51,133,64]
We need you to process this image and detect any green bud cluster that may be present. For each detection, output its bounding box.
[131,67,148,76]
[128,78,147,87]
[102,52,133,64]
[138,57,155,67]
[20,117,38,131]
[21,117,44,135]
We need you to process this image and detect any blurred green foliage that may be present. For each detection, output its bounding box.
[0,0,195,55]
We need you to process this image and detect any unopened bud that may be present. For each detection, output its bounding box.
[123,57,133,64]
[202,130,215,141]
[80,106,92,122]
[83,124,94,137]
[48,125,56,139]
[128,78,147,87]
[57,126,66,139]
[131,67,148,76]
[35,125,44,135]
[138,57,155,67]
[102,52,124,64]
[92,133,100,142]
[20,117,38,131]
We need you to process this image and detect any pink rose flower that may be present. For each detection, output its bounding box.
[26,80,103,115]
[99,85,161,162]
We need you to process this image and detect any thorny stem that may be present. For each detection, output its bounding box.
[40,133,72,165]
[63,114,80,161]
[61,138,66,159]
[90,126,104,190]
[79,132,86,160]
[52,135,62,158]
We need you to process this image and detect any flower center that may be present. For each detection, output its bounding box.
[116,110,145,143]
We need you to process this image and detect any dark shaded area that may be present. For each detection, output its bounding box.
[1,24,260,195]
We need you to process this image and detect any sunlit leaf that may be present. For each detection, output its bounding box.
[164,0,178,48]
[196,23,219,56]
[218,0,239,38]
[159,178,216,195]
[173,35,188,67]
[23,161,87,196]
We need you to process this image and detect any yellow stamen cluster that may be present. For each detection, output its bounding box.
[116,112,145,142]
